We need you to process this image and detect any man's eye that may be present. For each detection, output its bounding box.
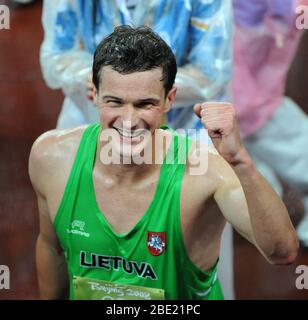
[138,103,153,108]
[107,101,121,106]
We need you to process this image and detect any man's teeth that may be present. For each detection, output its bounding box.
[117,129,143,138]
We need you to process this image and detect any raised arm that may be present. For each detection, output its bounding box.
[29,136,69,299]
[195,102,299,264]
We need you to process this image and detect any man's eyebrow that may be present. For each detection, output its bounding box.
[102,96,160,104]
[102,95,123,101]
[136,98,160,104]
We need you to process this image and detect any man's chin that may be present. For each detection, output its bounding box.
[119,138,153,163]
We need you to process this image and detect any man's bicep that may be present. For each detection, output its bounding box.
[29,142,62,251]
[214,179,255,245]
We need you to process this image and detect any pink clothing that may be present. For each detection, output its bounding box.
[232,0,306,137]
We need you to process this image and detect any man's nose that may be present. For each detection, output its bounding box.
[121,104,139,128]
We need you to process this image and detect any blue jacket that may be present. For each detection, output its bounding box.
[41,0,233,130]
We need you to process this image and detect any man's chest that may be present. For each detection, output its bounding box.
[94,181,158,234]
[46,164,222,242]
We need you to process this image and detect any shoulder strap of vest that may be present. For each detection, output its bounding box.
[54,124,101,228]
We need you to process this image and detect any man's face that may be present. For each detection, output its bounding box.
[95,66,176,159]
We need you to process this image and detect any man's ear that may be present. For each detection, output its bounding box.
[164,86,177,113]
[93,86,98,106]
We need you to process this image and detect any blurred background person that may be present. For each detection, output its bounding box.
[232,0,308,246]
[40,0,235,299]
[40,0,233,132]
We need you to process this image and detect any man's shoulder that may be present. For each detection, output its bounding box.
[29,126,88,191]
[30,125,87,162]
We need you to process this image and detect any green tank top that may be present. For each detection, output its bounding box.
[54,124,224,300]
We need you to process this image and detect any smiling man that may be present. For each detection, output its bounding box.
[29,26,298,300]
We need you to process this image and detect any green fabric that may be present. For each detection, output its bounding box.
[54,124,224,300]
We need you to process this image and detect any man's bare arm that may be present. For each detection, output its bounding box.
[195,102,299,265]
[29,135,69,299]
[214,153,298,265]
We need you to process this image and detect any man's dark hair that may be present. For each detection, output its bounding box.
[92,26,177,96]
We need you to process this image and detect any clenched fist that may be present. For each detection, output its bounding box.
[194,102,247,165]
